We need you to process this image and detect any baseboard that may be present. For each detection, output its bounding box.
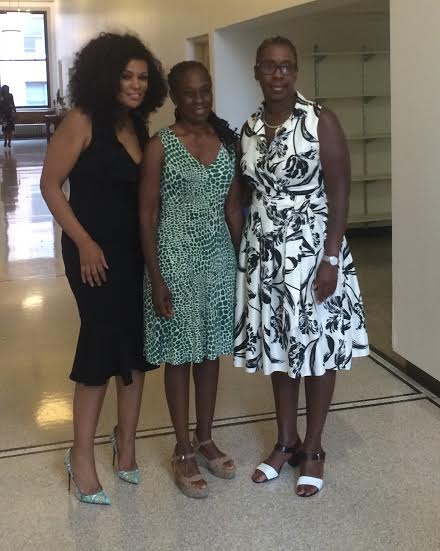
[370,345,440,398]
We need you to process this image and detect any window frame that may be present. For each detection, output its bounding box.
[0,10,50,109]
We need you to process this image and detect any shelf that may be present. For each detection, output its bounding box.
[348,213,392,224]
[347,133,391,142]
[314,94,390,101]
[306,50,389,59]
[352,174,391,182]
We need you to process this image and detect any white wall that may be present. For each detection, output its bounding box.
[214,12,389,129]
[391,0,440,381]
[54,0,337,129]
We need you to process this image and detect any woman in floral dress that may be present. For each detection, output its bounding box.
[234,36,369,497]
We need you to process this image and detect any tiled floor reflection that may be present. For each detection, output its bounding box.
[0,141,64,281]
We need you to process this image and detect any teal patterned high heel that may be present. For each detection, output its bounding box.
[110,426,140,485]
[63,449,111,505]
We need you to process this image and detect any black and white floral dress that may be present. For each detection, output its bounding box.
[234,93,369,378]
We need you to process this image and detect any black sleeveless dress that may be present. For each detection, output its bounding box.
[62,121,156,385]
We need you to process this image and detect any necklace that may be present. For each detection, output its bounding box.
[263,113,291,129]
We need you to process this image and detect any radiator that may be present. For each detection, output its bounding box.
[14,123,46,139]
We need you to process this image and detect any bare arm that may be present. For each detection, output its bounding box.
[225,176,244,254]
[318,108,350,256]
[314,108,350,304]
[139,135,173,318]
[40,108,108,286]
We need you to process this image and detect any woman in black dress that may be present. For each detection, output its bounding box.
[41,33,166,504]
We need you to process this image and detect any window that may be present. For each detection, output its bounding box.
[26,81,47,106]
[0,12,49,108]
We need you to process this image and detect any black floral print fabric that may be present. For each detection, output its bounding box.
[234,93,369,378]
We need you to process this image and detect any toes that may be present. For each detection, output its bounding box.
[296,484,317,497]
[252,470,267,483]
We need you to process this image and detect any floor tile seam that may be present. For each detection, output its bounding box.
[0,274,65,283]
[369,350,440,407]
[0,394,427,460]
[0,392,420,454]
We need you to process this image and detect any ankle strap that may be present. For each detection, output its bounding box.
[300,450,326,462]
[274,439,301,454]
[192,432,213,447]
[173,452,195,462]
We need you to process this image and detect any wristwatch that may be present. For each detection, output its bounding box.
[322,254,339,266]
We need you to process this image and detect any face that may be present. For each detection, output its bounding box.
[172,67,212,124]
[255,44,298,104]
[117,59,149,109]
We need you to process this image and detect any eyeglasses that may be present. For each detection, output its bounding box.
[256,61,297,76]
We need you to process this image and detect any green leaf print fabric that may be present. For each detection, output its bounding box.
[143,128,237,365]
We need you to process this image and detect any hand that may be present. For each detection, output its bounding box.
[313,260,338,305]
[78,238,109,287]
[151,278,174,319]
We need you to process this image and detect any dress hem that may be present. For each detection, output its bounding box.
[233,349,370,379]
[143,349,234,367]
[69,362,159,386]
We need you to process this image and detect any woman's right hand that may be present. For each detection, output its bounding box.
[151,278,174,319]
[78,238,109,287]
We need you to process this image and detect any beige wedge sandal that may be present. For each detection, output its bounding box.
[171,451,209,499]
[192,433,236,480]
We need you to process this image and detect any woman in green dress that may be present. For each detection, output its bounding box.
[139,61,243,498]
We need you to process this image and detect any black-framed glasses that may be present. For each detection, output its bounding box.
[256,61,297,76]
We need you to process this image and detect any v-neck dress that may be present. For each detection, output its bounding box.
[62,121,156,385]
[234,93,369,378]
[142,127,236,365]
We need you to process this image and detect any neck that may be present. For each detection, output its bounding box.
[264,94,297,119]
[179,119,211,134]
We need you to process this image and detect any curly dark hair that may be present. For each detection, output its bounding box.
[69,32,167,133]
[167,61,238,158]
[256,36,298,70]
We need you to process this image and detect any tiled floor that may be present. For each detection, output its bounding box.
[0,140,439,551]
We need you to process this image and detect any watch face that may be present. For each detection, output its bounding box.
[330,257,338,266]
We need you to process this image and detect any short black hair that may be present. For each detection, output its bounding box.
[256,36,298,69]
[69,32,167,128]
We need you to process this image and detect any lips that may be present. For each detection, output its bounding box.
[270,85,286,93]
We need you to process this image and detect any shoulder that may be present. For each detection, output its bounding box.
[62,107,92,133]
[144,132,165,157]
[317,107,344,135]
[53,108,92,150]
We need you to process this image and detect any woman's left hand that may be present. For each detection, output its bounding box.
[313,261,338,305]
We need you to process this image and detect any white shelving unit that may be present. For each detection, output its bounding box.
[301,47,391,226]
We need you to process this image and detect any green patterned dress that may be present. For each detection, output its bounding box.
[143,127,237,366]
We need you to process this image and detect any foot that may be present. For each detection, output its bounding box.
[174,446,207,492]
[114,427,138,472]
[196,436,235,472]
[252,438,301,483]
[296,449,325,497]
[70,447,102,495]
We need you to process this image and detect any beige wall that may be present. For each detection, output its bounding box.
[54,0,333,127]
[391,0,440,381]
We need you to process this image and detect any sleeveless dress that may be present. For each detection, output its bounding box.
[62,121,156,385]
[143,127,236,366]
[234,93,369,378]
